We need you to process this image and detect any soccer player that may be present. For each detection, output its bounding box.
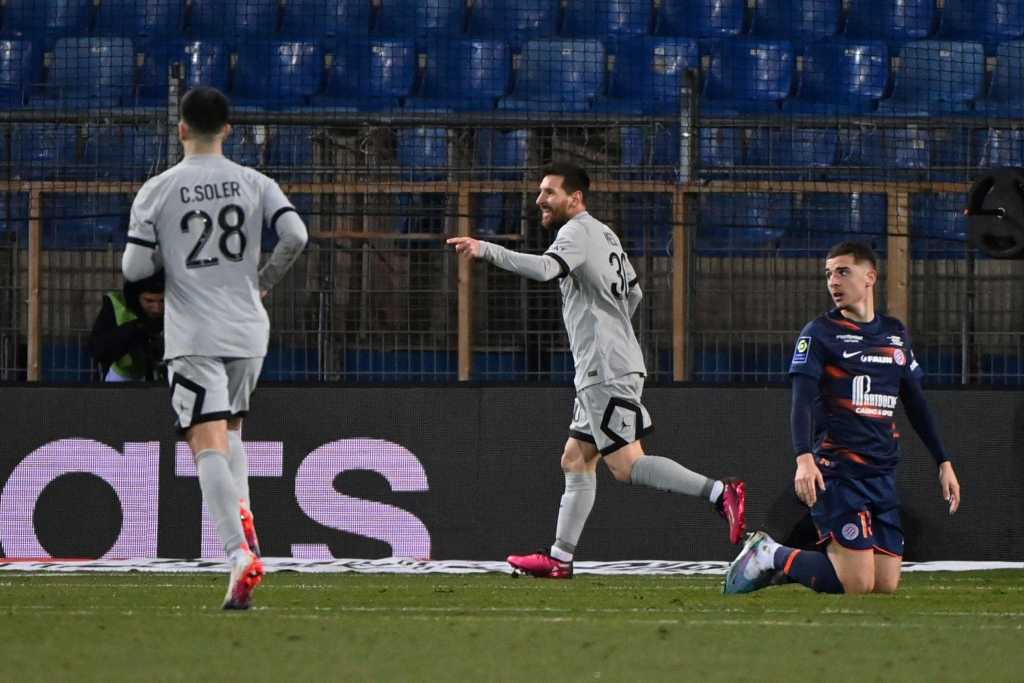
[448,161,746,578]
[122,87,308,608]
[724,241,961,595]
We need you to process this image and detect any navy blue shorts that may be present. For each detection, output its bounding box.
[811,474,904,557]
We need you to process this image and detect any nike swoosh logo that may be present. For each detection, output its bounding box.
[842,351,862,358]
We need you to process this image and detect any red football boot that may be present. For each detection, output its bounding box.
[716,479,747,545]
[507,550,573,579]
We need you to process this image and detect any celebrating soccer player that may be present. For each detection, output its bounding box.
[448,162,746,578]
[122,87,308,608]
[724,241,961,595]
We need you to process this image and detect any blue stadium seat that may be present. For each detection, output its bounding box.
[281,0,372,39]
[33,37,135,108]
[233,41,323,108]
[976,128,1024,168]
[344,350,458,382]
[914,348,963,385]
[467,0,560,51]
[42,342,96,383]
[94,0,184,45]
[0,39,39,108]
[911,192,969,257]
[746,127,839,172]
[474,128,528,235]
[375,0,466,41]
[84,125,167,180]
[837,126,931,175]
[844,0,936,42]
[975,41,1024,115]
[701,39,795,114]
[498,38,607,112]
[562,0,654,47]
[2,1,93,46]
[656,0,745,39]
[874,40,985,115]
[41,193,131,249]
[693,345,736,383]
[472,352,525,381]
[785,192,886,255]
[134,39,231,105]
[751,0,841,42]
[262,346,321,381]
[696,193,791,254]
[697,127,743,175]
[620,125,680,180]
[396,128,449,237]
[266,126,317,182]
[783,41,889,114]
[223,124,268,168]
[590,36,699,114]
[978,354,1023,386]
[404,39,511,112]
[189,0,280,44]
[311,38,416,110]
[619,194,673,256]
[939,0,1024,46]
[12,124,79,180]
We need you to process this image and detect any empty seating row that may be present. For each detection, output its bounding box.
[5,35,1024,115]
[8,1,1024,52]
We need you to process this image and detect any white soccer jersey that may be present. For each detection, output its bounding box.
[125,154,296,359]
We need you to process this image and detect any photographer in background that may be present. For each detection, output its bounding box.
[89,271,165,382]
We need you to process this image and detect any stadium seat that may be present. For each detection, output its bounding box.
[693,345,736,383]
[698,126,744,175]
[0,193,29,240]
[281,0,372,39]
[874,40,985,115]
[2,0,93,46]
[472,352,526,381]
[342,350,458,382]
[751,0,841,43]
[262,345,321,381]
[497,38,607,112]
[746,127,839,172]
[189,0,280,43]
[474,128,528,235]
[590,36,699,114]
[785,192,886,254]
[910,192,969,257]
[311,38,416,110]
[975,41,1024,115]
[33,37,135,108]
[375,0,466,41]
[783,40,889,114]
[233,41,323,108]
[467,0,560,51]
[397,127,449,181]
[134,39,231,106]
[84,125,167,180]
[696,192,791,254]
[12,124,79,180]
[42,342,96,383]
[41,193,131,249]
[266,126,318,181]
[701,40,795,114]
[0,39,40,108]
[939,0,1024,46]
[404,39,511,112]
[619,194,673,256]
[844,0,936,42]
[976,128,1024,168]
[837,126,931,175]
[562,0,654,48]
[94,0,184,45]
[620,125,680,181]
[655,0,745,39]
[223,124,268,168]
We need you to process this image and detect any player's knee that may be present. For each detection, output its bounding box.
[873,575,900,594]
[839,572,875,595]
[561,447,586,473]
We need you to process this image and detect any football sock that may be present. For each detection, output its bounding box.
[550,472,596,562]
[708,480,725,504]
[196,449,246,557]
[773,546,845,594]
[226,430,250,507]
[629,455,715,498]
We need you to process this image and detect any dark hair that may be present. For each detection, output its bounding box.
[124,271,164,315]
[541,161,590,199]
[827,241,877,269]
[180,87,230,136]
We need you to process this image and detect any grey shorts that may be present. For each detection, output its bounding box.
[569,373,653,455]
[166,356,263,431]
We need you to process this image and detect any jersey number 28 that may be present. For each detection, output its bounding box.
[180,204,247,269]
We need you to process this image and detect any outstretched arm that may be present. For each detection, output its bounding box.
[900,376,961,513]
[447,237,566,282]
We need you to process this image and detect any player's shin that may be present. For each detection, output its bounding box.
[774,546,845,594]
[551,472,596,562]
[196,449,247,559]
[628,455,714,498]
[227,430,250,506]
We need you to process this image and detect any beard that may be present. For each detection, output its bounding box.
[541,207,570,230]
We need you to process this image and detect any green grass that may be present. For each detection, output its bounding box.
[2,571,1023,682]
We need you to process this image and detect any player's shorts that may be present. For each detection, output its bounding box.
[568,373,653,455]
[166,356,263,432]
[811,473,904,557]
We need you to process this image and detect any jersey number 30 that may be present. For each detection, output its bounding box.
[609,252,630,298]
[180,204,247,269]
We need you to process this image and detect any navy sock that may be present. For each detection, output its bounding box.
[773,546,844,594]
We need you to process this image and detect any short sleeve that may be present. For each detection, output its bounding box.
[262,178,297,232]
[544,221,587,277]
[127,181,159,248]
[900,325,925,382]
[788,322,825,380]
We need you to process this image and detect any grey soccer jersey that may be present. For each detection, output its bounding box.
[125,154,296,359]
[480,211,646,390]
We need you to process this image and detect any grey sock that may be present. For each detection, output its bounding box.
[196,449,245,557]
[227,430,250,506]
[629,455,715,499]
[551,473,597,561]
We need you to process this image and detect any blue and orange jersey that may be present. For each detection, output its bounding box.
[789,308,923,478]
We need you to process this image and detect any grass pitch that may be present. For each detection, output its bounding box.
[2,570,1022,682]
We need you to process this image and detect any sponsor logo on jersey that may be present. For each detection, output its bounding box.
[888,335,904,347]
[893,349,906,366]
[861,354,894,365]
[603,231,620,248]
[851,375,897,417]
[836,334,864,343]
[841,523,860,541]
[792,336,811,364]
[842,350,862,359]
